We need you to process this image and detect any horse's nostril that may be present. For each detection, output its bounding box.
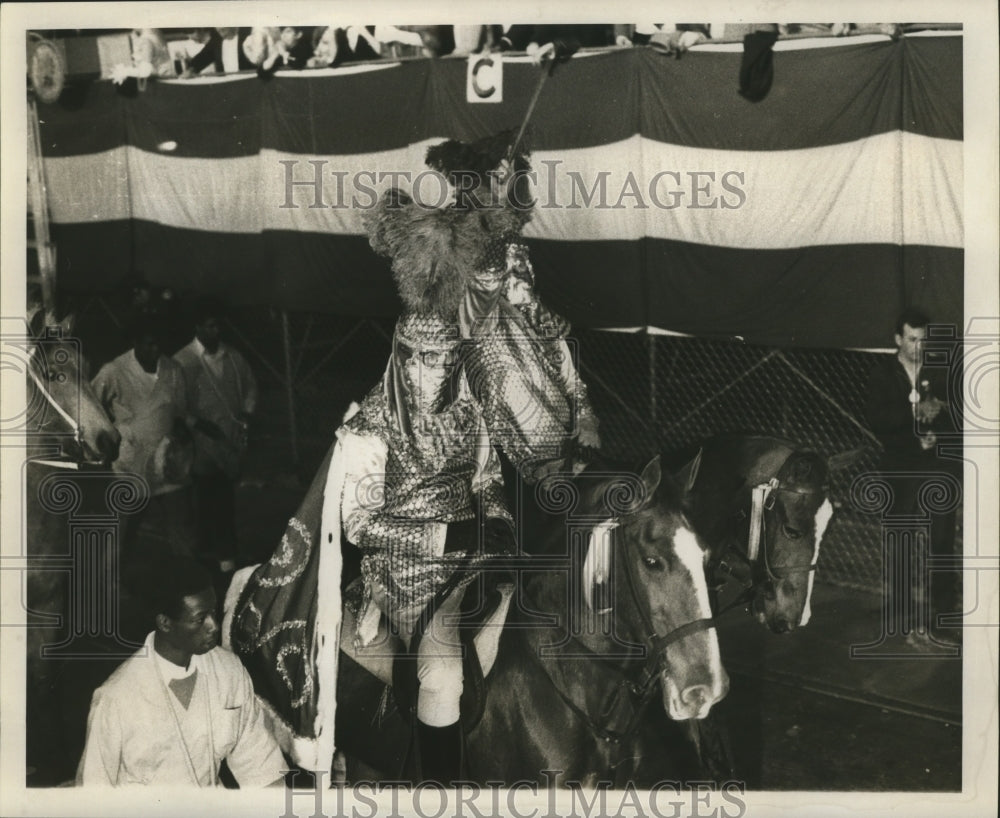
[681,684,710,708]
[773,618,791,634]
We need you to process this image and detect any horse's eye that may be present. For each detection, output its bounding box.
[783,524,803,540]
[642,556,664,572]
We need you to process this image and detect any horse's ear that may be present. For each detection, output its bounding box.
[673,448,703,494]
[639,456,662,503]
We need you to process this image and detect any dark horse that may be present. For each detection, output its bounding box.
[670,435,834,634]
[20,305,121,784]
[334,456,729,787]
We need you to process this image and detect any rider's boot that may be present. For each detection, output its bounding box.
[416,720,465,787]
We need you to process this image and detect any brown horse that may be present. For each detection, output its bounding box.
[673,435,833,634]
[334,456,729,786]
[20,305,122,784]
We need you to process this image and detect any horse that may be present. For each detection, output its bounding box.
[332,456,729,787]
[20,304,121,784]
[669,435,834,635]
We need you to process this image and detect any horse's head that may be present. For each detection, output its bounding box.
[26,306,120,465]
[750,450,832,634]
[571,456,729,721]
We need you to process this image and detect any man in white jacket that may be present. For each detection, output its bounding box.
[77,557,285,787]
[175,298,257,574]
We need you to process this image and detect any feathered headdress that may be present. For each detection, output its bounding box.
[363,129,532,318]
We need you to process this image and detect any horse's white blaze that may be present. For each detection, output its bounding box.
[674,526,713,622]
[583,519,616,611]
[673,525,724,712]
[799,498,834,627]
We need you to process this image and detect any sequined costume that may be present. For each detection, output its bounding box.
[461,241,598,481]
[227,313,514,774]
[341,374,512,644]
[365,137,600,482]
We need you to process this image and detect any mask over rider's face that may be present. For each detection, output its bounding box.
[384,313,463,437]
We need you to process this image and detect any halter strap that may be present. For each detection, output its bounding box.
[746,477,778,562]
[27,349,81,443]
[743,448,826,582]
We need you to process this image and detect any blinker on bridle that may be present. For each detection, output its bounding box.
[714,476,827,616]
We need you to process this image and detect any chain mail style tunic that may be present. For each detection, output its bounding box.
[461,241,597,482]
[341,386,512,641]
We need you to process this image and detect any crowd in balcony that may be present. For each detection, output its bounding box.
[103,22,952,83]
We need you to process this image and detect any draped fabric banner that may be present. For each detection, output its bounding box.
[38,38,962,349]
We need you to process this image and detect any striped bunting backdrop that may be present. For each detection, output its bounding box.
[38,36,962,348]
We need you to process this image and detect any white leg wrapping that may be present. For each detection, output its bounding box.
[416,591,464,727]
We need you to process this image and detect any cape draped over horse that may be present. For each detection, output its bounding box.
[21,305,122,784]
[227,449,729,786]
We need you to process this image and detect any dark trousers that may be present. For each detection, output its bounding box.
[193,469,239,562]
[883,464,961,633]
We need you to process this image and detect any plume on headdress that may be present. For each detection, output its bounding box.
[425,128,530,181]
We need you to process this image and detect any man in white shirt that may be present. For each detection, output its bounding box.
[92,317,197,563]
[174,299,257,573]
[77,556,285,787]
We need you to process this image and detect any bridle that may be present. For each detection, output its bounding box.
[711,456,827,615]
[25,343,86,470]
[523,499,717,746]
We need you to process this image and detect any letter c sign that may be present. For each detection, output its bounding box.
[467,54,503,103]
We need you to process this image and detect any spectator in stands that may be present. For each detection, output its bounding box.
[76,556,285,787]
[480,25,526,52]
[174,298,257,575]
[452,25,488,55]
[864,307,961,649]
[517,24,614,64]
[244,26,313,75]
[182,27,255,76]
[412,25,456,57]
[308,25,382,67]
[111,28,175,85]
[615,23,711,51]
[92,315,197,565]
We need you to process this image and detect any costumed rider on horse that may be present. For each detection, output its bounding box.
[227,302,518,784]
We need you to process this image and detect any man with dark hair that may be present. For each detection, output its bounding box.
[77,557,285,787]
[92,315,197,564]
[865,307,961,648]
[867,307,946,469]
[175,298,257,573]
